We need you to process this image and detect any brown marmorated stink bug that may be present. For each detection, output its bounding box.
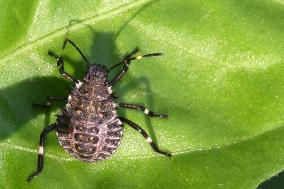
[27,39,172,182]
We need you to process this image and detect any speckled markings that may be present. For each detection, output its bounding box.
[56,64,123,162]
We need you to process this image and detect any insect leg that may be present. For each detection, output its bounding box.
[109,48,139,70]
[109,48,163,85]
[48,50,81,85]
[33,96,67,108]
[118,103,167,118]
[26,123,56,182]
[119,116,172,157]
[62,38,89,65]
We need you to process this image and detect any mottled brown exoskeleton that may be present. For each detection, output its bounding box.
[27,39,171,182]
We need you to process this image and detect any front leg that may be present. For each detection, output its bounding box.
[48,50,82,87]
[109,48,163,85]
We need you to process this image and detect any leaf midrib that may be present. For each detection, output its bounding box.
[0,0,153,64]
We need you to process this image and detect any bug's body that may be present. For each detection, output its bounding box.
[27,39,171,182]
[56,64,123,162]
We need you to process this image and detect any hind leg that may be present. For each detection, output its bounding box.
[119,116,172,157]
[26,123,56,182]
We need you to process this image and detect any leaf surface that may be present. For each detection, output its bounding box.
[0,0,283,188]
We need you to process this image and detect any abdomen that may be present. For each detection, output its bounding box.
[56,117,123,162]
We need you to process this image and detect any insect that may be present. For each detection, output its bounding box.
[27,38,172,182]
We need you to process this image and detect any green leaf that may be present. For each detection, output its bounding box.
[0,0,283,188]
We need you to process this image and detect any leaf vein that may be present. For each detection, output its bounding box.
[1,124,282,161]
[0,0,153,64]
